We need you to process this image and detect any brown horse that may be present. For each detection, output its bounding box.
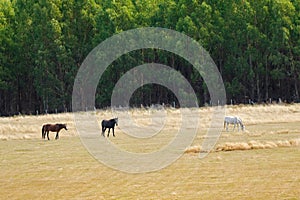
[42,123,67,140]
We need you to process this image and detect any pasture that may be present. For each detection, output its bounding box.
[0,104,300,199]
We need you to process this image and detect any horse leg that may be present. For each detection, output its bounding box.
[102,127,106,136]
[55,131,60,140]
[42,126,45,139]
[226,123,228,131]
[47,131,50,140]
[107,128,110,137]
[112,128,115,137]
[102,127,106,137]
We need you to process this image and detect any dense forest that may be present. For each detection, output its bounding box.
[0,0,300,115]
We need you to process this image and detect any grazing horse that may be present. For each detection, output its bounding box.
[101,118,118,137]
[42,123,67,140]
[224,116,245,132]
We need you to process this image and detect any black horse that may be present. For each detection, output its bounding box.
[101,118,118,137]
[42,123,67,140]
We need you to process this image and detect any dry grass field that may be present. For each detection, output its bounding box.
[0,104,300,199]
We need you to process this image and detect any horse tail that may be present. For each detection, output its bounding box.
[42,125,45,139]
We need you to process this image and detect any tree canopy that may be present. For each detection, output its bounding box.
[1,0,299,115]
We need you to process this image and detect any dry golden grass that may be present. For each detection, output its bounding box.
[0,104,300,199]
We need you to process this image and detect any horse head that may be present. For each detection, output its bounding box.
[62,123,68,130]
[114,118,118,126]
[237,118,245,131]
[241,124,245,131]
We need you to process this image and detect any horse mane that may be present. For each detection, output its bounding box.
[50,123,67,130]
[56,123,66,126]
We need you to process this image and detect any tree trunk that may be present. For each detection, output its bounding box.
[256,76,261,102]
[249,54,255,100]
[294,75,299,101]
[265,56,269,101]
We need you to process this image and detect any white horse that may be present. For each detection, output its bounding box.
[224,116,245,131]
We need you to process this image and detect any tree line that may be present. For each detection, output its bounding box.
[0,0,299,115]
